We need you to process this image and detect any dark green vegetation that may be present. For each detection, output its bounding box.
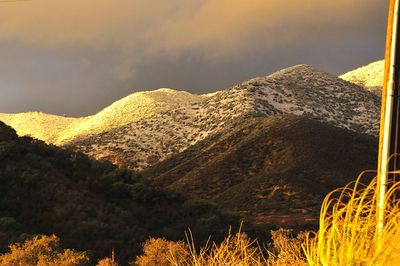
[0,122,253,264]
[143,115,378,227]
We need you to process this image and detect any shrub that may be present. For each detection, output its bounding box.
[266,229,307,266]
[135,238,190,266]
[96,250,118,266]
[184,226,266,266]
[0,235,89,266]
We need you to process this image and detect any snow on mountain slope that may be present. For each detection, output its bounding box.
[56,88,204,144]
[340,60,384,95]
[0,88,204,145]
[69,64,380,171]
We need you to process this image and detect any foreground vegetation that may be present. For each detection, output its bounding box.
[2,173,400,265]
[137,174,400,265]
[304,173,400,265]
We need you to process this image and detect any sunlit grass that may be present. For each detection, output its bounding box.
[303,171,400,265]
[179,226,267,266]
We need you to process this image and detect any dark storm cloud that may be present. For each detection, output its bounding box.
[0,0,388,116]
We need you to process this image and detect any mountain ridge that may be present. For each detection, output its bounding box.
[0,88,205,145]
[0,64,381,171]
[69,64,380,171]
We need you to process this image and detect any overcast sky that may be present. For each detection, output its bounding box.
[0,0,388,116]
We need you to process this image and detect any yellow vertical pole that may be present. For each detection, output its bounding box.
[377,0,398,247]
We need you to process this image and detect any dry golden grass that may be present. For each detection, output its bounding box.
[152,172,400,266]
[266,229,307,266]
[303,172,400,265]
[0,235,89,266]
[136,228,309,266]
[96,250,119,266]
[135,238,191,266]
[185,231,265,266]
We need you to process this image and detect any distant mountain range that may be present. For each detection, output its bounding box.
[1,65,380,164]
[61,64,380,171]
[0,61,381,174]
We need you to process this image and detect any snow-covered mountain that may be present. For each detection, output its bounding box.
[0,88,204,145]
[69,64,380,171]
[340,60,384,95]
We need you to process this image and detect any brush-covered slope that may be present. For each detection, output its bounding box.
[0,122,240,264]
[70,64,380,171]
[0,88,204,145]
[0,112,78,144]
[143,115,378,227]
[57,88,204,144]
[340,60,384,95]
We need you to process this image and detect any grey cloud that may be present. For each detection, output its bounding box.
[0,0,389,116]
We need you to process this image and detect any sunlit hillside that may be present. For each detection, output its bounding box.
[0,88,205,145]
[340,60,384,95]
[0,112,78,144]
[56,88,205,144]
[71,64,380,171]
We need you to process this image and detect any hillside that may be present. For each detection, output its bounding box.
[0,88,204,145]
[56,88,205,144]
[0,121,245,264]
[340,60,384,95]
[143,115,378,227]
[0,112,78,144]
[70,64,380,171]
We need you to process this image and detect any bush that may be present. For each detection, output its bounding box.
[135,238,190,266]
[266,229,307,266]
[0,235,89,266]
[186,227,266,266]
[96,251,118,266]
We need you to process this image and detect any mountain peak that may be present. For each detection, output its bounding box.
[340,60,384,95]
[269,64,336,80]
[148,87,180,93]
[56,88,204,144]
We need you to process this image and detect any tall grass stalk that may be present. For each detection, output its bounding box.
[170,225,267,266]
[303,171,400,265]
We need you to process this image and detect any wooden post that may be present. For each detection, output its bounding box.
[377,0,399,247]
